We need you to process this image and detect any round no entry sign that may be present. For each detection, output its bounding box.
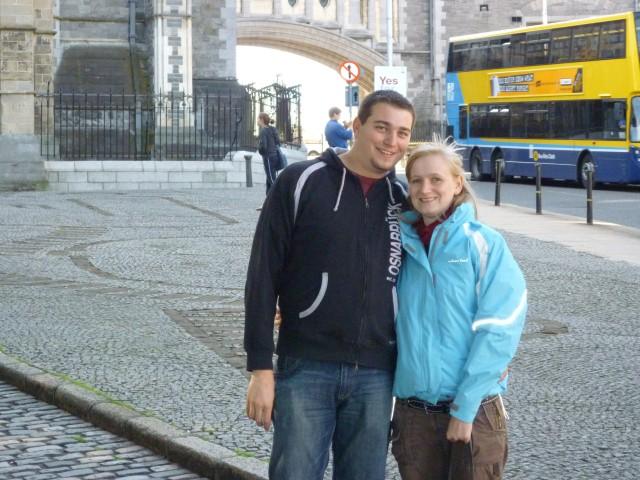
[339,61,360,84]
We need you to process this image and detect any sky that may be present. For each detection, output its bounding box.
[236,46,356,143]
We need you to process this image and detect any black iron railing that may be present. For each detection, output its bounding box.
[36,84,302,160]
[410,120,447,144]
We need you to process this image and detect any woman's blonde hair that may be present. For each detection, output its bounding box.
[405,136,477,215]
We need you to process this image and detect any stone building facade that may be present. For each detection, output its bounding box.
[0,0,54,187]
[2,0,640,189]
[1,0,54,134]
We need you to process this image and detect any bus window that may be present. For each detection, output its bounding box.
[601,101,626,139]
[571,24,600,61]
[599,20,625,59]
[470,105,489,137]
[525,31,550,65]
[452,42,471,71]
[487,105,510,137]
[459,106,468,139]
[550,101,586,139]
[631,97,640,142]
[550,28,572,63]
[468,41,489,70]
[510,103,526,138]
[510,34,526,67]
[525,104,550,138]
[487,38,510,69]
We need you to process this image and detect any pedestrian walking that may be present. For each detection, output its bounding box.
[257,112,283,195]
[244,90,415,480]
[391,139,527,480]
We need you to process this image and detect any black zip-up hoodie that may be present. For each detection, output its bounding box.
[244,149,408,371]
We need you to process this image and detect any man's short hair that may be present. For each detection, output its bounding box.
[329,107,341,118]
[357,90,415,127]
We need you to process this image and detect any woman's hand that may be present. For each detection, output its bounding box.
[447,417,473,443]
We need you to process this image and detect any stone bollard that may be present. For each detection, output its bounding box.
[244,154,253,188]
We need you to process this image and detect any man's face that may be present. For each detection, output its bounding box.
[332,112,341,121]
[351,103,413,177]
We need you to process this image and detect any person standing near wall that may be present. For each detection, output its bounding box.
[257,112,281,194]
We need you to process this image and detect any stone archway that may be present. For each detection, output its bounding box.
[236,18,386,93]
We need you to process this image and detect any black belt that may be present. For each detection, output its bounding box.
[400,397,452,414]
[399,395,498,415]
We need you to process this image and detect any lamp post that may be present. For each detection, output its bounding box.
[387,0,393,66]
[542,0,548,24]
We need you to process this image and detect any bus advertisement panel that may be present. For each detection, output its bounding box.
[446,12,640,186]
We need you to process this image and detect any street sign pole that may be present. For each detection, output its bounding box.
[338,61,360,121]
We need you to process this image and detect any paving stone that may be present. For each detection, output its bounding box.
[1,189,638,479]
[0,383,207,479]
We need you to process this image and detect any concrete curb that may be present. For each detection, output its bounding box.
[0,351,268,480]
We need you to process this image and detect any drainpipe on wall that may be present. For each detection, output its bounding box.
[386,0,393,66]
[129,0,138,94]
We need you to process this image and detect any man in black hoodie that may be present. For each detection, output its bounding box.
[244,90,415,480]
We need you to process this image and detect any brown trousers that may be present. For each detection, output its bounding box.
[391,396,508,480]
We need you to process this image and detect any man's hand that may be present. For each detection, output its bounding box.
[274,305,282,330]
[246,370,275,431]
[447,416,473,443]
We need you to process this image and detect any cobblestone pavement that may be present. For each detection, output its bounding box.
[0,189,639,479]
[0,381,205,479]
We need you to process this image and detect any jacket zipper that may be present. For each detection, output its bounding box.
[355,192,370,368]
[429,224,446,288]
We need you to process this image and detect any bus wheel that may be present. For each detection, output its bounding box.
[578,153,594,188]
[470,149,483,180]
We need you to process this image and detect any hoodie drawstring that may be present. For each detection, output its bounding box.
[385,177,396,204]
[334,167,347,212]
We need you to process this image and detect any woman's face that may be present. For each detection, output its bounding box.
[257,117,265,127]
[409,153,462,224]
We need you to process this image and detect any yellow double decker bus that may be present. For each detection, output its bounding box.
[446,11,640,186]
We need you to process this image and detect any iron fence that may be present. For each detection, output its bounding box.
[36,84,302,160]
[410,119,447,143]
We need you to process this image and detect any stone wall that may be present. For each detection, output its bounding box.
[0,0,53,188]
[192,0,236,82]
[1,0,54,133]
[398,0,430,125]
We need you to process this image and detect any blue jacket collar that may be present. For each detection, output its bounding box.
[400,202,476,244]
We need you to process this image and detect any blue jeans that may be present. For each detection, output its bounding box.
[269,356,393,480]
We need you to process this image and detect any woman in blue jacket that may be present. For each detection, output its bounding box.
[391,139,527,480]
